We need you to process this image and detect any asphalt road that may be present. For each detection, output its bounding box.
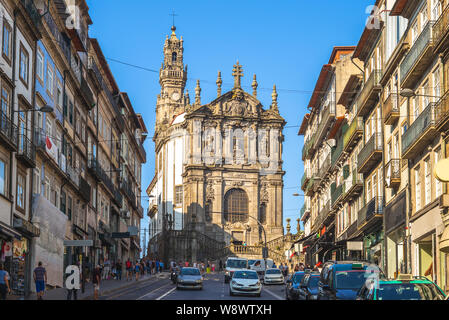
[99,273,285,300]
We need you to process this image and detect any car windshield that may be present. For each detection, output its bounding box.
[308,276,320,289]
[233,271,259,279]
[266,269,281,275]
[378,283,445,300]
[335,270,368,290]
[181,268,200,276]
[292,273,304,284]
[227,259,248,269]
[248,260,257,266]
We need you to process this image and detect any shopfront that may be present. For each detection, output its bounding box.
[362,229,384,266]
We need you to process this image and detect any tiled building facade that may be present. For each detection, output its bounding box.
[0,0,146,297]
[299,0,449,294]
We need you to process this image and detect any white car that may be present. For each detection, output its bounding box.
[229,270,262,297]
[263,268,284,285]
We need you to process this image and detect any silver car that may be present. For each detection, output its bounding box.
[176,267,203,290]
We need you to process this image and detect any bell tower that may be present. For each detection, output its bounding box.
[156,25,188,128]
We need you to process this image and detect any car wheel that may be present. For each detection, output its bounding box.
[256,292,261,297]
[176,285,180,290]
[229,290,234,296]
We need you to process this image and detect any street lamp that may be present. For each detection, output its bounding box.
[400,88,440,99]
[13,105,54,113]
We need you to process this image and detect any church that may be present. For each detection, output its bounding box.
[147,26,286,259]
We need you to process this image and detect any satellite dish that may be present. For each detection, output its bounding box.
[435,158,449,182]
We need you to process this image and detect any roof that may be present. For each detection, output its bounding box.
[90,38,120,94]
[307,64,334,112]
[390,0,421,19]
[328,46,357,64]
[298,113,310,135]
[353,21,384,62]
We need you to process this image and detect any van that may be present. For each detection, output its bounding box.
[224,257,248,283]
[249,259,274,275]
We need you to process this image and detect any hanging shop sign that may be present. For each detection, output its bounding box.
[13,217,40,237]
[347,241,363,251]
[64,240,94,247]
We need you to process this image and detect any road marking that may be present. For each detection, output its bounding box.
[263,287,284,300]
[105,278,161,300]
[155,287,177,300]
[136,283,172,300]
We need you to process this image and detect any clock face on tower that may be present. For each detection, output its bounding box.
[171,92,180,101]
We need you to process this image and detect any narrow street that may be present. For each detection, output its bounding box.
[99,273,284,301]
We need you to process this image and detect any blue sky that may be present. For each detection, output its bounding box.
[85,0,374,239]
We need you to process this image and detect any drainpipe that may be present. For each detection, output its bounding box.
[9,9,18,229]
[405,96,412,275]
[379,90,387,274]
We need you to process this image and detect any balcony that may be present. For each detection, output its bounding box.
[20,0,42,30]
[42,5,71,63]
[318,153,332,180]
[356,70,382,117]
[357,197,383,230]
[87,156,102,181]
[137,143,147,163]
[16,134,35,168]
[342,169,363,203]
[0,112,18,151]
[88,56,103,87]
[433,5,449,54]
[66,165,80,187]
[137,204,144,219]
[401,102,438,159]
[383,93,400,125]
[400,21,436,88]
[357,133,383,174]
[435,90,449,132]
[313,100,336,150]
[81,76,95,110]
[301,171,310,190]
[305,176,319,196]
[343,116,363,153]
[331,138,345,168]
[121,179,136,208]
[79,177,91,203]
[313,200,331,230]
[331,183,344,209]
[385,159,401,189]
[302,136,315,161]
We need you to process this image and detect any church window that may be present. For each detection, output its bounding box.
[224,188,249,223]
[172,52,177,63]
[175,185,183,206]
[259,204,266,224]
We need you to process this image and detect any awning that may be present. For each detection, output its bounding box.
[0,222,22,240]
[293,232,317,245]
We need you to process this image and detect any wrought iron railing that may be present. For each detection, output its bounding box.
[433,5,449,48]
[42,5,71,63]
[357,70,382,115]
[401,102,436,156]
[358,133,383,169]
[344,116,363,150]
[400,21,435,83]
[358,197,383,228]
[383,93,399,123]
[17,134,35,166]
[0,112,18,149]
[20,0,42,29]
[435,90,449,129]
[332,183,344,207]
[331,137,344,167]
[385,159,401,182]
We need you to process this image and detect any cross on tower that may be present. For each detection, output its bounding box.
[232,61,244,88]
[169,11,178,27]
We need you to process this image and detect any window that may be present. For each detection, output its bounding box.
[413,96,419,122]
[415,167,421,212]
[411,21,419,45]
[435,148,442,198]
[33,168,40,195]
[1,86,10,116]
[175,185,183,206]
[56,81,63,110]
[431,0,442,20]
[433,68,441,101]
[60,191,66,214]
[69,100,74,125]
[67,195,72,220]
[421,7,428,29]
[172,52,177,63]
[19,44,29,86]
[224,189,249,223]
[16,172,25,211]
[422,81,430,108]
[46,63,54,96]
[2,20,12,62]
[424,158,431,205]
[0,159,7,196]
[37,49,44,82]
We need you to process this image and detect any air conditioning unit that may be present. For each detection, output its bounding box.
[440,194,449,208]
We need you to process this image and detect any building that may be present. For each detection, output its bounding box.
[147,26,286,264]
[0,0,146,297]
[298,0,449,294]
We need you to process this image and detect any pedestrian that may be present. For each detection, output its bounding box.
[219,260,223,272]
[160,261,164,271]
[156,260,160,273]
[116,260,122,281]
[103,258,110,280]
[93,265,101,300]
[212,263,215,273]
[135,261,140,281]
[146,260,151,275]
[126,258,133,281]
[0,262,10,300]
[206,262,211,274]
[33,261,47,300]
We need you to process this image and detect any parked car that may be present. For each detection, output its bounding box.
[356,275,446,300]
[317,261,382,300]
[250,259,274,275]
[224,257,248,283]
[229,270,262,297]
[263,268,284,285]
[285,271,305,300]
[298,272,320,300]
[176,267,203,290]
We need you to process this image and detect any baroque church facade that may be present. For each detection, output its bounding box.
[147,26,285,253]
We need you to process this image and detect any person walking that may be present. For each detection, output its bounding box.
[212,263,215,273]
[33,261,47,300]
[92,265,101,300]
[156,260,160,273]
[135,261,140,281]
[0,263,10,300]
[116,260,122,281]
[126,258,132,281]
[219,260,223,272]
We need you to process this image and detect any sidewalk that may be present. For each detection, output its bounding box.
[16,272,169,301]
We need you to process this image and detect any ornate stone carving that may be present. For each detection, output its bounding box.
[206,179,215,202]
[260,181,269,204]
